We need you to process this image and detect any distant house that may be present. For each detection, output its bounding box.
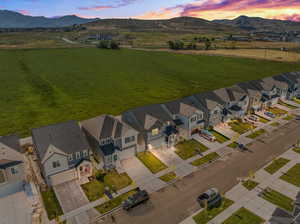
[32,120,92,186]
[280,72,300,99]
[226,85,250,118]
[162,96,206,139]
[122,104,179,150]
[0,135,26,197]
[81,114,140,170]
[193,92,225,127]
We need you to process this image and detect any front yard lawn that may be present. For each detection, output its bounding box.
[246,129,266,139]
[228,120,256,134]
[264,158,290,174]
[278,101,298,109]
[137,151,168,174]
[41,188,63,220]
[193,198,234,224]
[175,139,209,160]
[222,207,264,224]
[260,188,294,212]
[209,129,230,143]
[95,189,138,214]
[81,179,105,202]
[283,114,294,121]
[280,163,300,187]
[293,147,300,154]
[255,114,270,123]
[159,172,177,182]
[227,142,238,149]
[293,97,300,104]
[104,170,132,191]
[267,107,288,116]
[270,122,280,127]
[191,152,220,167]
[242,179,259,191]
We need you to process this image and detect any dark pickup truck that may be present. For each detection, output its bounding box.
[197,188,222,209]
[122,189,149,211]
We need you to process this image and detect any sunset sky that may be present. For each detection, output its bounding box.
[1,0,300,21]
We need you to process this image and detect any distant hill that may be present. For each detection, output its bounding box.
[214,15,300,32]
[85,16,241,33]
[0,10,98,28]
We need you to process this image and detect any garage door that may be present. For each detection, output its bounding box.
[119,145,136,160]
[148,137,165,149]
[50,169,77,186]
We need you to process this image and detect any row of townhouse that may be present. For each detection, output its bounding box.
[2,72,299,189]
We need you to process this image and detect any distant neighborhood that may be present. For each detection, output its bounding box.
[1,71,300,223]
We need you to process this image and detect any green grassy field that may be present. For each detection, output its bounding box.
[1,48,300,136]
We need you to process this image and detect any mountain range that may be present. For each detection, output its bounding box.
[0,10,98,28]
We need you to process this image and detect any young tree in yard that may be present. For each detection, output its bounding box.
[167,40,175,49]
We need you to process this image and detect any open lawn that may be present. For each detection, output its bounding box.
[283,114,294,121]
[175,139,209,160]
[209,129,230,143]
[242,179,259,191]
[159,172,177,182]
[222,207,264,224]
[95,189,138,214]
[191,152,220,167]
[81,180,105,202]
[104,170,132,191]
[293,97,300,104]
[254,114,270,123]
[228,120,256,134]
[260,188,294,212]
[280,163,300,187]
[1,48,300,137]
[246,129,266,139]
[137,151,168,174]
[227,142,238,149]
[264,158,290,175]
[193,198,234,224]
[41,188,63,220]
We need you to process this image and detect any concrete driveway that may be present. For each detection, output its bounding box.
[121,157,167,193]
[54,180,98,224]
[0,191,32,224]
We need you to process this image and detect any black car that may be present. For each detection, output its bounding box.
[197,188,222,209]
[122,189,149,211]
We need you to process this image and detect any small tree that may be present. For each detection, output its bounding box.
[205,39,212,50]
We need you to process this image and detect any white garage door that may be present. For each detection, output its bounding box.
[50,169,77,186]
[119,146,136,160]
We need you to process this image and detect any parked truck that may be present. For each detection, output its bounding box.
[122,189,149,211]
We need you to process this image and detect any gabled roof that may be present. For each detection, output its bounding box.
[0,135,24,168]
[263,76,289,89]
[282,72,300,85]
[227,85,248,101]
[213,88,231,103]
[193,91,224,111]
[81,114,138,141]
[32,120,89,161]
[237,81,262,97]
[122,104,174,133]
[163,96,205,118]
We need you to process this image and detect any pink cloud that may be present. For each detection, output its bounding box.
[274,14,300,22]
[78,6,113,11]
[17,10,31,15]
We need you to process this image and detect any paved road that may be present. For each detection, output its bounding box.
[98,120,300,224]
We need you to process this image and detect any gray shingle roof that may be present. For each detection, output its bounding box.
[0,135,22,153]
[237,81,262,97]
[193,91,224,111]
[81,114,138,141]
[32,120,89,161]
[227,85,247,101]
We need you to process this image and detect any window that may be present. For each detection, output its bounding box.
[0,170,6,183]
[68,154,73,161]
[76,152,81,159]
[11,167,18,175]
[80,151,84,158]
[83,150,88,157]
[125,136,135,144]
[52,161,61,168]
[151,128,159,136]
[190,116,197,123]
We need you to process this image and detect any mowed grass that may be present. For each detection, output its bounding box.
[222,207,264,224]
[1,48,300,136]
[280,163,300,187]
[264,158,290,174]
[175,139,209,160]
[242,179,259,191]
[191,152,220,167]
[260,188,294,212]
[159,172,177,182]
[246,129,266,139]
[41,188,63,220]
[137,151,167,174]
[209,129,230,143]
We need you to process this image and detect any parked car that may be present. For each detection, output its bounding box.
[264,111,276,118]
[123,189,149,211]
[197,188,222,209]
[199,130,216,142]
